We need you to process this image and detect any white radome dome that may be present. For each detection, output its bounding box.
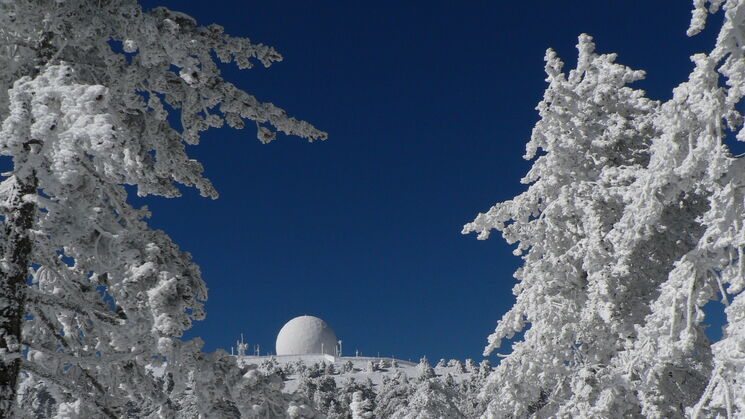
[276,315,337,356]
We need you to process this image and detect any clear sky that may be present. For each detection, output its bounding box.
[131,0,727,362]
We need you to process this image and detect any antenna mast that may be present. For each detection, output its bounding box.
[236,333,248,357]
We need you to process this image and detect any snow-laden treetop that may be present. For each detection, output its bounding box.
[0,0,327,198]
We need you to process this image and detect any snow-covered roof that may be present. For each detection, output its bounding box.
[276,315,338,356]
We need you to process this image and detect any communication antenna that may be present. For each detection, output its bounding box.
[236,333,248,357]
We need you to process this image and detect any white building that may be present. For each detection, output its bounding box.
[275,315,339,356]
[235,315,414,368]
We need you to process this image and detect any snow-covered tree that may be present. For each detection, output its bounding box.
[448,359,465,374]
[464,33,660,416]
[417,356,436,381]
[365,360,377,373]
[478,360,491,378]
[465,359,477,373]
[0,0,325,416]
[374,371,412,418]
[391,378,464,419]
[465,1,745,417]
[349,391,374,419]
[342,360,354,374]
[457,369,488,418]
[333,377,376,419]
[325,361,337,376]
[312,376,338,413]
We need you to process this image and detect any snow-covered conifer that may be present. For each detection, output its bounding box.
[374,371,412,418]
[450,359,466,374]
[349,391,374,419]
[342,360,354,374]
[464,33,659,417]
[365,360,377,373]
[0,0,324,415]
[465,1,745,417]
[465,359,477,373]
[391,378,464,419]
[477,360,491,378]
[325,362,337,376]
[417,356,436,381]
[457,369,488,418]
[335,376,376,418]
[443,373,455,387]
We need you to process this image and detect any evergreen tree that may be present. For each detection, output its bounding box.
[349,391,374,419]
[365,360,377,373]
[374,371,412,418]
[417,356,436,381]
[477,360,492,379]
[0,0,324,415]
[464,34,659,416]
[391,378,464,419]
[457,370,488,418]
[450,360,466,374]
[465,359,477,374]
[311,376,338,413]
[325,376,376,419]
[339,360,352,374]
[323,362,335,376]
[465,1,745,417]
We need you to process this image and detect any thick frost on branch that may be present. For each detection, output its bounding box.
[0,0,326,157]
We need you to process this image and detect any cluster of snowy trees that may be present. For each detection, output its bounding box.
[0,0,324,417]
[464,1,745,417]
[260,356,493,418]
[18,354,321,418]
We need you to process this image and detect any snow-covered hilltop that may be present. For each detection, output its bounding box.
[229,315,493,417]
[241,354,492,418]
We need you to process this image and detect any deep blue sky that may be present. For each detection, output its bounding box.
[132,0,725,362]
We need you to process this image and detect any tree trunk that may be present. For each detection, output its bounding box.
[0,172,36,417]
[0,31,50,417]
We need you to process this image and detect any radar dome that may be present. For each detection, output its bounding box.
[276,315,337,356]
